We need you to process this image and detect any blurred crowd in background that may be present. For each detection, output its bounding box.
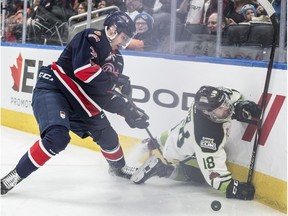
[0,0,286,62]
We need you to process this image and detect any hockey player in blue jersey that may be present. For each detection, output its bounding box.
[1,11,149,195]
[131,85,260,200]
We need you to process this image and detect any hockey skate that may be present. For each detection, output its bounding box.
[108,165,137,180]
[1,169,23,195]
[131,155,174,184]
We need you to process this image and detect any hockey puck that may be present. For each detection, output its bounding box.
[211,200,221,211]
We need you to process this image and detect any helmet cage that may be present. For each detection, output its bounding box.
[202,97,234,123]
[104,11,136,48]
[195,86,234,123]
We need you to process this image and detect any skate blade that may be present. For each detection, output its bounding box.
[131,155,159,183]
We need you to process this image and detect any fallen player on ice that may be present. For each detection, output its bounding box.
[130,85,260,200]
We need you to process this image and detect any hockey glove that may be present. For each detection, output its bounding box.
[123,102,149,129]
[232,101,261,122]
[226,179,255,200]
[141,138,160,152]
[110,74,132,97]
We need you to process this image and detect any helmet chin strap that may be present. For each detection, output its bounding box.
[105,26,118,43]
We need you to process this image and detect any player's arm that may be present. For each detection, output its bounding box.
[221,87,261,122]
[194,139,233,191]
[194,135,255,200]
[104,94,149,129]
[71,30,106,83]
[232,100,261,122]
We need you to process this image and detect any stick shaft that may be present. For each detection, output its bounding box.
[144,127,171,164]
[247,10,278,184]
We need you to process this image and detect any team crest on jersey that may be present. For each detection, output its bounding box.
[60,111,66,119]
[102,62,117,75]
[200,137,216,150]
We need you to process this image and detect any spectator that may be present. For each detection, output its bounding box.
[271,0,281,21]
[205,12,229,46]
[203,0,229,24]
[177,0,229,40]
[73,0,81,11]
[125,0,143,20]
[72,0,96,11]
[126,12,159,51]
[106,0,126,11]
[125,0,155,18]
[152,0,163,13]
[6,0,25,18]
[95,0,108,17]
[240,4,270,24]
[92,0,100,10]
[207,12,227,34]
[178,0,206,24]
[97,0,107,9]
[225,0,260,24]
[70,1,88,25]
[77,1,88,15]
[5,9,23,42]
[177,0,228,25]
[241,4,257,22]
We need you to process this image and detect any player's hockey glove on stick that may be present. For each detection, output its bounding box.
[109,74,132,98]
[141,138,161,152]
[123,102,150,129]
[226,179,255,200]
[232,101,261,122]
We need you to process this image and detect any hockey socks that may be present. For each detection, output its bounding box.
[101,144,125,168]
[16,139,54,179]
[1,134,67,195]
[101,144,137,179]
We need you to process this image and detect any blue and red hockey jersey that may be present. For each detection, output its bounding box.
[50,28,127,118]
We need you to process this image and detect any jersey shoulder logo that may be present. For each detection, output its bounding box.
[94,31,102,36]
[88,32,100,42]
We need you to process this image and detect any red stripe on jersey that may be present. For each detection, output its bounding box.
[51,63,102,117]
[74,64,102,83]
[101,145,124,162]
[29,140,52,167]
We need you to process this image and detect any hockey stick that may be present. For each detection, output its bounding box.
[144,127,171,164]
[126,96,171,164]
[111,87,170,164]
[246,0,279,185]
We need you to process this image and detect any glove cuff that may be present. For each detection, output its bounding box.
[226,179,237,198]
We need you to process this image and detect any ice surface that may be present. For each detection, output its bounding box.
[0,126,286,216]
